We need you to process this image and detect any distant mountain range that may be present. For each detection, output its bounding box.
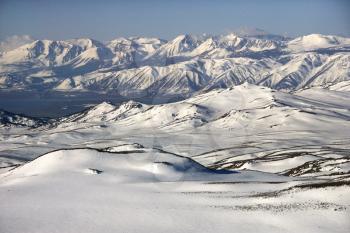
[0,33,349,97]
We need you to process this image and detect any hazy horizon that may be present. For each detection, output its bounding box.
[0,0,349,41]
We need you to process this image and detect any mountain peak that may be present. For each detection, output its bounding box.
[1,32,349,95]
[0,109,44,127]
[287,34,350,52]
[92,102,116,111]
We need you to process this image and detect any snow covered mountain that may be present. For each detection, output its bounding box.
[287,34,350,52]
[54,83,350,130]
[1,31,350,233]
[39,83,348,180]
[1,83,349,180]
[1,82,349,233]
[0,109,45,127]
[0,33,349,95]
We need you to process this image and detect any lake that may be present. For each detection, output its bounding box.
[0,90,185,118]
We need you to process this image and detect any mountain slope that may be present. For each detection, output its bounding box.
[43,84,349,181]
[0,109,44,127]
[0,33,349,95]
[4,147,345,233]
[55,83,350,131]
[287,34,350,53]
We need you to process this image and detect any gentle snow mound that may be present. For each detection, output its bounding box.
[4,148,243,183]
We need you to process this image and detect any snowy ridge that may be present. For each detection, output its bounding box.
[54,83,350,130]
[0,109,44,127]
[0,33,349,94]
[287,34,350,52]
[3,147,245,183]
[1,85,349,233]
[33,83,348,181]
[57,100,146,124]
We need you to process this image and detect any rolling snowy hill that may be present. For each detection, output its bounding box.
[1,83,349,180]
[2,146,348,233]
[1,83,349,233]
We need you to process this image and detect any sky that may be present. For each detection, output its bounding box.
[0,0,349,41]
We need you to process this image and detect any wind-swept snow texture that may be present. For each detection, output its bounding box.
[1,147,349,233]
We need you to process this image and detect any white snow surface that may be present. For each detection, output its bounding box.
[287,34,350,52]
[1,147,349,233]
[0,83,350,232]
[1,32,349,94]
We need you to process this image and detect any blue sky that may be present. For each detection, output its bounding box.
[0,0,349,40]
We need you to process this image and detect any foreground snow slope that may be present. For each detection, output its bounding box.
[0,147,349,233]
[1,148,287,184]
